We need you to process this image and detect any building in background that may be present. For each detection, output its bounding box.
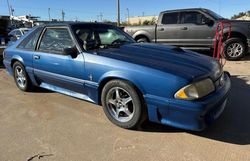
[236,15,250,20]
[127,15,158,25]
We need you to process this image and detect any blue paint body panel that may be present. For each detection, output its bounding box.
[3,23,231,131]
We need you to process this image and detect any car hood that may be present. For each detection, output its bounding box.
[96,43,220,81]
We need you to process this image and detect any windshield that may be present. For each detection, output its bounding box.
[72,24,135,50]
[204,9,224,20]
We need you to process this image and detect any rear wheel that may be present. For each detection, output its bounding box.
[224,38,246,61]
[101,80,145,129]
[13,61,32,91]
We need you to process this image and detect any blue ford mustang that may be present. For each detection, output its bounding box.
[3,23,231,131]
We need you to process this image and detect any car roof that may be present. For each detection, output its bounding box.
[160,8,210,14]
[19,28,30,30]
[39,22,115,28]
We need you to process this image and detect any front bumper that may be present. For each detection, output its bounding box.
[144,72,231,131]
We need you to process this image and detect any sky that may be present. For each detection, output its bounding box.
[0,0,250,21]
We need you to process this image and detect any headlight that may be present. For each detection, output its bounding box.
[174,78,215,100]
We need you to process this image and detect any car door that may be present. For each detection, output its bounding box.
[178,11,216,47]
[33,27,86,94]
[156,12,180,45]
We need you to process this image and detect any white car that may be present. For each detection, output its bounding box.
[8,28,30,40]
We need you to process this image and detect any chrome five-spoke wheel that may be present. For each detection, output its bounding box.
[13,61,32,91]
[15,66,27,89]
[101,80,146,129]
[107,87,134,122]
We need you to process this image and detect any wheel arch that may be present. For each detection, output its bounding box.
[224,31,247,44]
[11,55,24,68]
[133,31,151,42]
[98,76,146,106]
[134,35,150,42]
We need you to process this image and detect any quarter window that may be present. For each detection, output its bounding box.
[161,12,179,24]
[38,28,74,54]
[17,27,43,50]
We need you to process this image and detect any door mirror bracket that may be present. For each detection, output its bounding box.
[63,46,78,58]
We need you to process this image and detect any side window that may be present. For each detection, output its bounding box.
[181,12,205,24]
[16,30,22,36]
[38,28,74,54]
[17,27,43,50]
[161,12,179,24]
[9,30,15,36]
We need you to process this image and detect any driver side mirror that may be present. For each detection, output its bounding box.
[63,46,78,58]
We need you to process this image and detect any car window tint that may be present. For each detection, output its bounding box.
[17,27,43,50]
[39,28,74,54]
[162,12,179,24]
[182,12,205,24]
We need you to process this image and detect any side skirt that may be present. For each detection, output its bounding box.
[39,82,95,103]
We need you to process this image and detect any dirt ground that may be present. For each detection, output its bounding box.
[0,54,250,161]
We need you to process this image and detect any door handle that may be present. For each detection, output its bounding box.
[181,27,188,30]
[158,28,164,31]
[33,55,40,60]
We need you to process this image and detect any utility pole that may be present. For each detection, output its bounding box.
[6,0,11,16]
[62,10,65,22]
[126,8,130,24]
[10,5,14,16]
[48,8,51,21]
[6,0,12,26]
[100,13,103,22]
[117,0,120,26]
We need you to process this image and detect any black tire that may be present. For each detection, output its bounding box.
[224,38,247,61]
[13,61,32,91]
[136,37,149,43]
[101,80,146,129]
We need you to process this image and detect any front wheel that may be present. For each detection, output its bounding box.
[224,38,247,61]
[101,80,145,129]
